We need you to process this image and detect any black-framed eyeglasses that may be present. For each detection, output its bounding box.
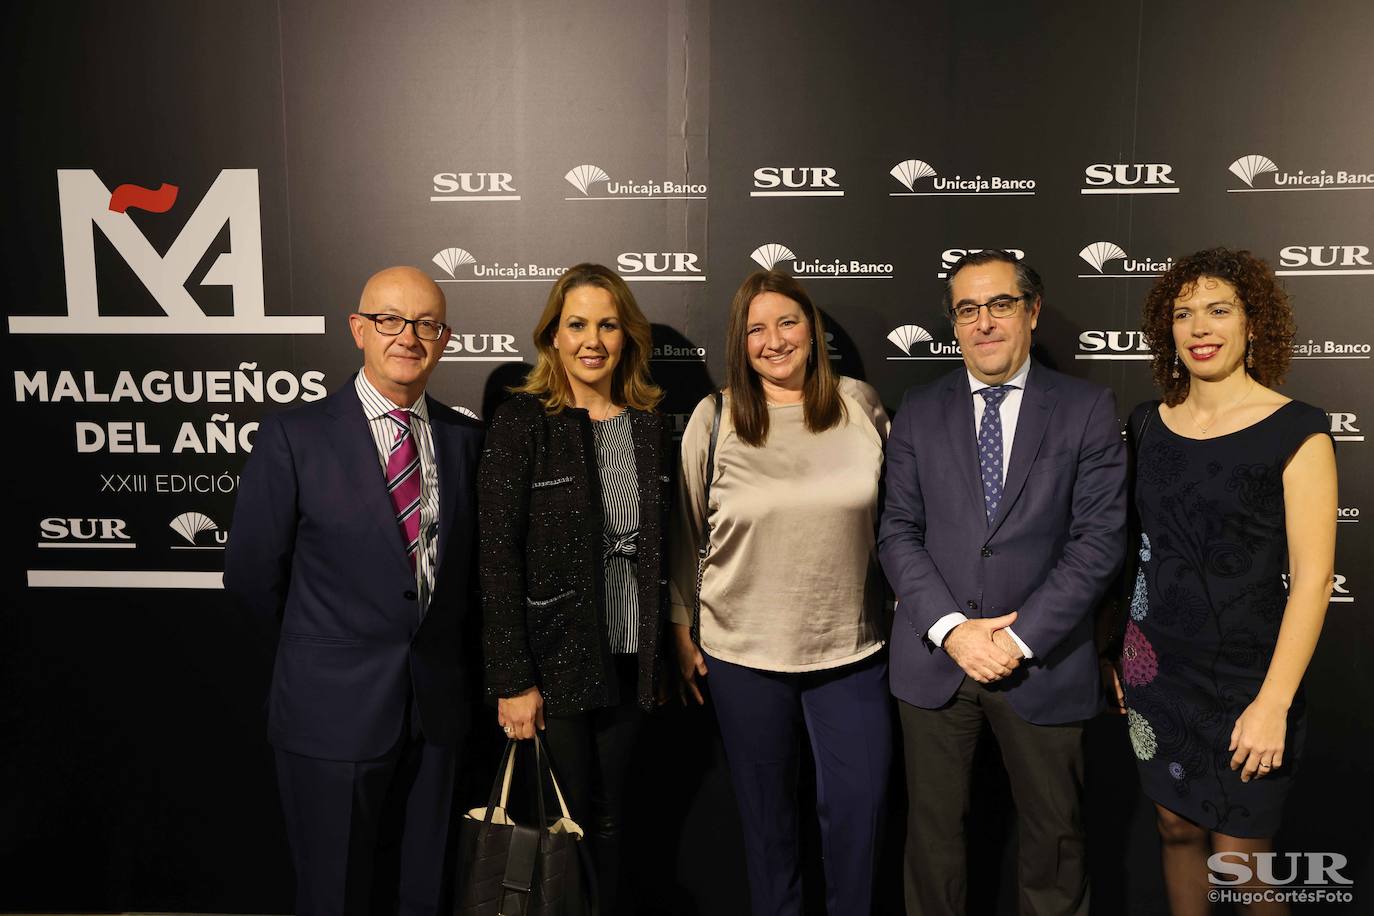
[948,295,1031,326]
[357,312,449,341]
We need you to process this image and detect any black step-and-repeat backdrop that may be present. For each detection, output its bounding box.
[4,1,1371,912]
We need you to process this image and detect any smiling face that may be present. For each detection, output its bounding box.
[553,283,625,402]
[1172,275,1249,383]
[349,266,450,407]
[949,260,1039,385]
[745,290,811,394]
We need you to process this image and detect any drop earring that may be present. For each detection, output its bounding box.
[1171,354,1181,380]
[1246,337,1254,368]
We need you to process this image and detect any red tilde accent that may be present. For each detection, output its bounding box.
[108,182,180,214]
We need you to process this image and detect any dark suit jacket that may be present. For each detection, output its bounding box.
[478,394,671,715]
[878,361,1126,725]
[224,378,484,760]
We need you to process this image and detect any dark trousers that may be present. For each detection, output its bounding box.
[707,651,891,916]
[898,678,1088,916]
[274,720,458,916]
[542,653,645,916]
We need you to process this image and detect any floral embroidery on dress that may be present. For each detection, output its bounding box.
[1131,568,1149,621]
[1169,761,1185,780]
[1129,709,1158,760]
[1122,620,1158,687]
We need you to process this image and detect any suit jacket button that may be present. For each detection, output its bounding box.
[981,547,993,558]
[966,600,978,611]
[404,590,417,600]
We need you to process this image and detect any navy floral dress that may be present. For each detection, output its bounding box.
[1122,399,1330,837]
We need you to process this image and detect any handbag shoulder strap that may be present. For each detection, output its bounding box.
[697,391,723,559]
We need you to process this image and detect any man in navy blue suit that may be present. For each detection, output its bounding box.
[879,251,1126,916]
[225,266,483,916]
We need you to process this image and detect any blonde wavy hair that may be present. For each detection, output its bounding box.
[513,263,663,412]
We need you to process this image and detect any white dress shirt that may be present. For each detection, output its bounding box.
[355,372,441,613]
[927,359,1034,658]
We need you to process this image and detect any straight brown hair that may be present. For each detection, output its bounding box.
[724,271,844,447]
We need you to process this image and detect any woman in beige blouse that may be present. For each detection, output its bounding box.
[671,270,891,916]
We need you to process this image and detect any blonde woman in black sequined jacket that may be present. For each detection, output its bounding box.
[477,263,670,915]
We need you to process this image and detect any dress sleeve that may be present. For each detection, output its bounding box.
[668,395,720,627]
[1280,401,1333,462]
[844,377,891,442]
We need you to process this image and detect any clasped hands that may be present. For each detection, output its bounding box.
[943,611,1023,684]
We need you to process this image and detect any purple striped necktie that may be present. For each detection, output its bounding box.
[385,409,422,571]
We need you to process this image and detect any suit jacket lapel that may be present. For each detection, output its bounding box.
[427,396,463,572]
[327,381,412,578]
[988,362,1057,538]
[942,372,985,517]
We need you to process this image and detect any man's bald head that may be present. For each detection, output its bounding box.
[359,266,447,321]
[349,266,452,407]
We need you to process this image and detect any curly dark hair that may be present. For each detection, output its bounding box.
[1140,247,1295,405]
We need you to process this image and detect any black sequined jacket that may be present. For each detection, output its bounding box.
[478,393,672,714]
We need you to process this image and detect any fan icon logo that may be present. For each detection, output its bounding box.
[889,158,1036,196]
[169,512,226,549]
[886,325,962,361]
[429,246,567,283]
[563,163,706,200]
[1227,154,1374,192]
[1077,241,1172,278]
[749,243,894,280]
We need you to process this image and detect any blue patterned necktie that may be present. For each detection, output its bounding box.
[977,385,1013,523]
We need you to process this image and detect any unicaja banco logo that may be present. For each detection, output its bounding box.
[1078,241,1172,278]
[169,512,227,549]
[1228,153,1374,192]
[430,246,566,283]
[886,324,962,361]
[9,169,322,335]
[889,158,1036,196]
[563,163,706,200]
[749,242,894,280]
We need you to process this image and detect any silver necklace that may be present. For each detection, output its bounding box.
[1184,381,1254,434]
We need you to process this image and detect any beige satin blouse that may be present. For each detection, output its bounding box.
[670,376,890,672]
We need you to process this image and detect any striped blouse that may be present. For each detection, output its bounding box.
[593,412,640,654]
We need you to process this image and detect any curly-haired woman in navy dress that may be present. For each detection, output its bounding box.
[1109,248,1337,915]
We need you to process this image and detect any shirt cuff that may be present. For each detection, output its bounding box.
[927,612,968,647]
[669,602,692,627]
[1005,626,1034,659]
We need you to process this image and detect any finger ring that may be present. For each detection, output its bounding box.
[503,725,513,736]
[1259,763,1271,769]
